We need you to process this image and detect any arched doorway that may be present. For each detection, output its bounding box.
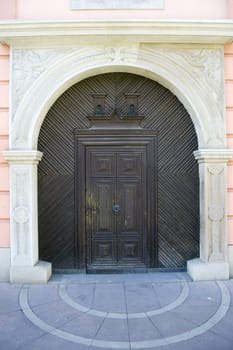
[38,73,199,272]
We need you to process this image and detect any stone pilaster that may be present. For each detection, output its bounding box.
[187,149,233,281]
[2,151,51,283]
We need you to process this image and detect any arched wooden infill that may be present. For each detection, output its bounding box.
[38,73,199,271]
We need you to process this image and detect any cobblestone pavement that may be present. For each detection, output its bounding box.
[0,273,233,350]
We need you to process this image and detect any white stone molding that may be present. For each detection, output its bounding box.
[10,45,226,149]
[193,149,233,162]
[2,151,51,283]
[0,20,233,46]
[152,47,224,120]
[187,149,233,281]
[12,48,77,117]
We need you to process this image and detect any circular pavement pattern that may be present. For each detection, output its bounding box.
[19,280,231,349]
[58,281,189,319]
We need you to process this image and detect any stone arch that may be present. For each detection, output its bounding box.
[11,46,225,150]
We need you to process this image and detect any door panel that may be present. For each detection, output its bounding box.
[91,180,115,233]
[119,239,142,262]
[118,179,141,233]
[90,152,116,177]
[117,152,142,177]
[87,179,116,265]
[92,240,116,264]
[117,179,145,264]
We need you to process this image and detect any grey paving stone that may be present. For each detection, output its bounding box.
[0,310,45,350]
[0,283,22,314]
[170,303,219,327]
[125,283,162,313]
[89,347,117,350]
[28,284,60,307]
[169,330,233,350]
[149,272,191,282]
[94,317,129,341]
[128,316,161,341]
[90,345,173,350]
[71,274,146,286]
[98,273,151,285]
[149,282,182,308]
[92,283,126,313]
[224,279,233,306]
[149,310,199,338]
[31,299,79,328]
[66,283,95,308]
[210,305,233,342]
[19,332,89,350]
[61,312,104,338]
[185,281,221,306]
[118,273,151,283]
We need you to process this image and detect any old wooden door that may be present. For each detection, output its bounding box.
[87,146,147,271]
[75,131,157,272]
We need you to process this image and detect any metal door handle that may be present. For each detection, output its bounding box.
[112,204,120,214]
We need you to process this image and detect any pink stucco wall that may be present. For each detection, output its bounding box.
[0,0,231,20]
[0,44,9,247]
[0,0,232,249]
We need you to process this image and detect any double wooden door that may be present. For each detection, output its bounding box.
[76,133,156,272]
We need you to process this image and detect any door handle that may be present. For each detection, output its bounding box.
[112,204,121,214]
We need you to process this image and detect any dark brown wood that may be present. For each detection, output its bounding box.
[38,72,199,271]
[75,131,157,272]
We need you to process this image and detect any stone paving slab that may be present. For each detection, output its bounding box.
[128,316,162,341]
[95,318,130,342]
[61,312,105,338]
[92,283,126,313]
[28,284,60,307]
[0,273,233,350]
[169,330,233,350]
[225,279,233,306]
[209,305,233,342]
[0,283,22,314]
[18,332,89,350]
[149,282,183,308]
[0,309,45,349]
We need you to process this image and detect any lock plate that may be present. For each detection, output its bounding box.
[112,204,120,214]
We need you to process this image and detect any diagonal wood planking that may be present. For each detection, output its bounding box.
[38,73,199,269]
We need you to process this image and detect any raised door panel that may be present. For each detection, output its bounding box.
[93,180,115,233]
[87,179,116,265]
[89,152,116,177]
[117,152,142,177]
[92,240,115,264]
[118,179,141,233]
[119,239,142,262]
[117,178,145,264]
